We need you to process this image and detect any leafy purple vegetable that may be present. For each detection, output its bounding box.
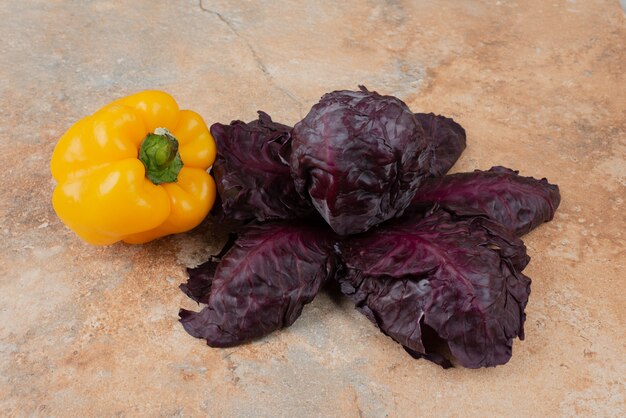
[337,207,531,368]
[415,113,466,177]
[178,87,562,369]
[411,166,561,236]
[180,260,217,305]
[291,86,428,235]
[180,233,237,304]
[210,111,314,222]
[179,222,337,347]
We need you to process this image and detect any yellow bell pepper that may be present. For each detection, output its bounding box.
[51,90,217,245]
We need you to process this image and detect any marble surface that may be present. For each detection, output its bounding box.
[1,1,624,416]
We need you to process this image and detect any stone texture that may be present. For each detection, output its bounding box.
[0,0,624,416]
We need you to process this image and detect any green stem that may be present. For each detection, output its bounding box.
[138,128,183,185]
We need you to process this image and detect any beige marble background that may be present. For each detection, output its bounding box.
[0,0,624,416]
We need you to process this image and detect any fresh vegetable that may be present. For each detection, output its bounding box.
[210,112,314,222]
[179,222,337,347]
[411,166,561,236]
[179,233,237,304]
[290,86,428,235]
[177,86,560,369]
[337,206,531,368]
[415,113,466,178]
[50,90,217,245]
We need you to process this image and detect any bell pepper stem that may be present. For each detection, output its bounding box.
[139,128,184,185]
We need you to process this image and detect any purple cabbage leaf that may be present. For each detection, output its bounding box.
[336,207,531,368]
[210,111,314,222]
[179,221,337,347]
[415,113,467,178]
[411,166,561,236]
[179,233,237,304]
